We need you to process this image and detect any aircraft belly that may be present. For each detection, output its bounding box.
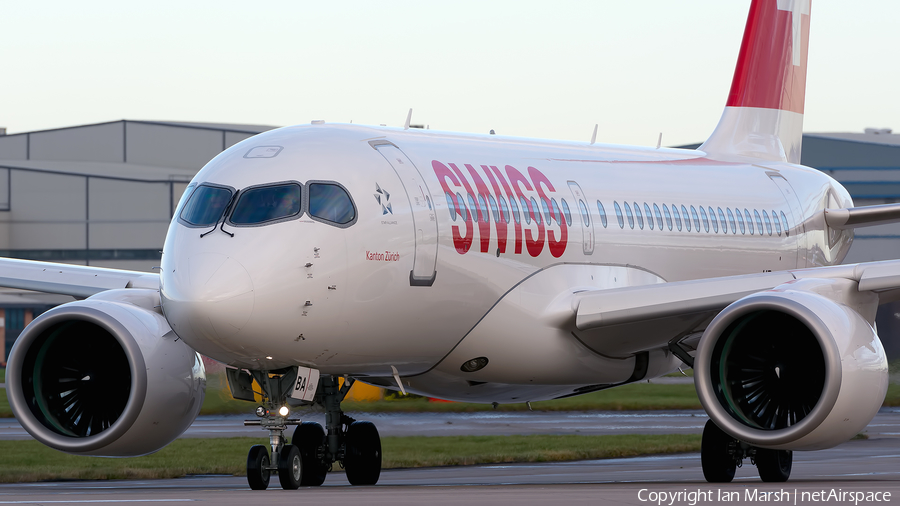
[422,264,677,388]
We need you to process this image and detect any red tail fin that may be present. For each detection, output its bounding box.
[701,0,811,164]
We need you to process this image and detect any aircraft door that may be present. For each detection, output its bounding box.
[567,181,594,255]
[768,173,807,267]
[374,143,438,286]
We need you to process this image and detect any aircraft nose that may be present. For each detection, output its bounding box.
[163,253,255,341]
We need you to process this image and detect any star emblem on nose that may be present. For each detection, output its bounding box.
[375,183,392,215]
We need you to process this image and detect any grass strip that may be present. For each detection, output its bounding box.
[0,434,700,483]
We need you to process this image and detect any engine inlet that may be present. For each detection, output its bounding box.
[20,321,132,437]
[710,310,826,430]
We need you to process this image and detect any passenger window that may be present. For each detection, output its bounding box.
[509,195,520,224]
[780,211,789,237]
[653,203,663,230]
[488,195,500,222]
[541,198,552,224]
[597,201,608,228]
[708,206,717,233]
[468,195,479,222]
[744,209,754,235]
[180,184,234,227]
[478,195,489,222]
[456,193,469,221]
[699,206,709,232]
[499,196,510,224]
[671,204,682,231]
[531,197,543,225]
[633,202,644,230]
[663,204,673,231]
[690,206,701,232]
[561,199,572,226]
[727,208,736,234]
[579,200,591,227]
[520,197,532,224]
[307,183,355,225]
[754,210,764,236]
[643,203,654,230]
[762,210,772,236]
[445,192,457,222]
[717,208,727,234]
[551,198,562,225]
[624,202,635,229]
[614,201,625,229]
[736,208,745,234]
[231,183,303,226]
[680,205,691,232]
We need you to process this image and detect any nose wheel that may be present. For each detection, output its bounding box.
[233,369,383,490]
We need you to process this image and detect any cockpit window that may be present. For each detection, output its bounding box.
[308,183,356,225]
[179,184,234,227]
[230,182,302,225]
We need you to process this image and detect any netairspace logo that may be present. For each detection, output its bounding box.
[637,488,892,505]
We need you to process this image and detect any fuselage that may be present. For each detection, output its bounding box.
[159,123,853,401]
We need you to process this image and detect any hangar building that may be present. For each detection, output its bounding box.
[0,120,276,360]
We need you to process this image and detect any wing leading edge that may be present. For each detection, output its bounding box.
[571,259,900,358]
[0,257,159,298]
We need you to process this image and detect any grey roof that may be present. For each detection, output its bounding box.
[0,159,196,181]
[804,132,900,147]
[131,120,279,134]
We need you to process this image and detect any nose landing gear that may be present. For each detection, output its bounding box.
[233,369,382,490]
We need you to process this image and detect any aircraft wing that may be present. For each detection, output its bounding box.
[0,257,159,298]
[570,259,900,358]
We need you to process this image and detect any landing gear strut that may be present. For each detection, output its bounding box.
[700,420,793,483]
[231,368,381,490]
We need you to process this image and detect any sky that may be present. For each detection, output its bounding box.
[1,1,897,148]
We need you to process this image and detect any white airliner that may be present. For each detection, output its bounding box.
[4,0,900,490]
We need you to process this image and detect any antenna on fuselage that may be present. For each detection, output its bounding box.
[656,132,663,149]
[404,108,412,130]
[590,124,598,145]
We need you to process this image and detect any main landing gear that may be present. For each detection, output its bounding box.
[701,420,792,483]
[233,370,382,490]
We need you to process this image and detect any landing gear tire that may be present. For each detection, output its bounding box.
[293,421,328,486]
[344,421,382,485]
[756,448,792,482]
[247,444,271,490]
[701,420,736,483]
[277,444,303,490]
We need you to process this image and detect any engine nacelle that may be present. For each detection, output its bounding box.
[695,278,888,451]
[6,289,205,456]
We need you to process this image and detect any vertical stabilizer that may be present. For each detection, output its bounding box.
[700,0,811,164]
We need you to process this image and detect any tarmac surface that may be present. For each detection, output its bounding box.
[2,407,900,505]
[5,407,900,439]
[0,438,898,505]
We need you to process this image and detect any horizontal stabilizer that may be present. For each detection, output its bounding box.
[824,203,900,230]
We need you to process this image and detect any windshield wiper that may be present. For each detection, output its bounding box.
[200,193,237,238]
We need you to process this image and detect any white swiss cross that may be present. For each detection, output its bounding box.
[776,0,810,66]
